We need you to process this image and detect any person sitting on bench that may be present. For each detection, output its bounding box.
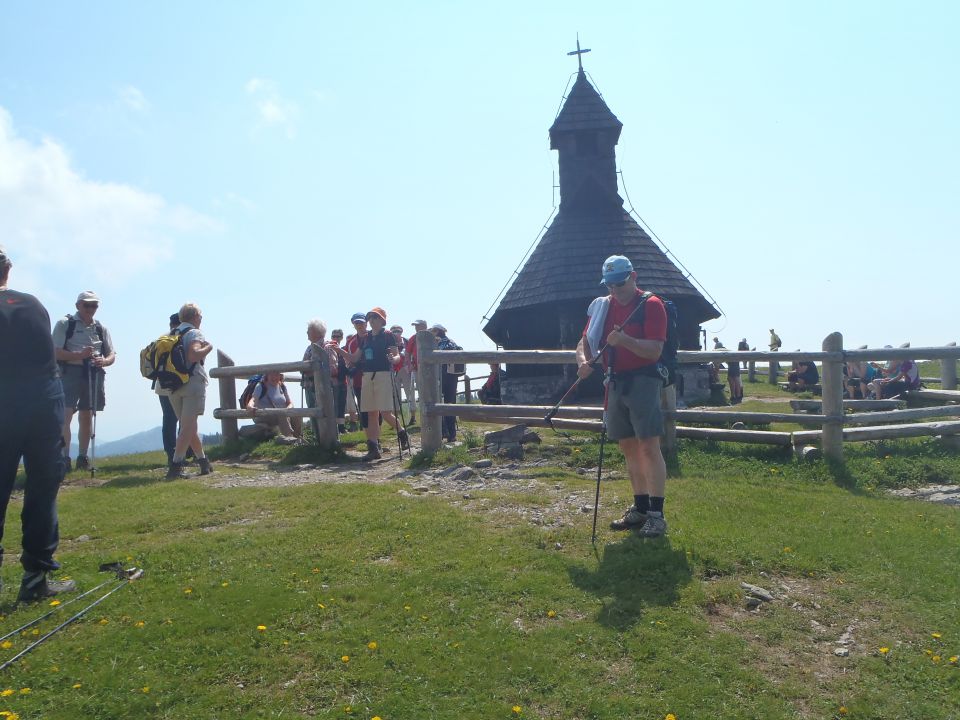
[787,360,819,391]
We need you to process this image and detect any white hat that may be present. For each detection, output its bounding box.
[411,319,427,327]
[429,323,447,333]
[76,290,100,304]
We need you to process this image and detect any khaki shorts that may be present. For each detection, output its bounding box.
[170,376,206,419]
[360,371,395,412]
[606,374,664,441]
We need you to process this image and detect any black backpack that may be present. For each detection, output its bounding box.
[637,292,680,387]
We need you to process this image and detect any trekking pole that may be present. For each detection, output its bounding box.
[390,371,404,459]
[591,425,607,545]
[89,365,99,477]
[0,577,116,644]
[543,295,651,425]
[0,567,143,672]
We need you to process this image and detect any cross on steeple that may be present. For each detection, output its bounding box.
[567,35,591,71]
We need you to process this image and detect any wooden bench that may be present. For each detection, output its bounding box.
[778,382,822,396]
[791,399,905,413]
[902,388,960,404]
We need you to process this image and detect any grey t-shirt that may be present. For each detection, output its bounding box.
[51,313,114,366]
[177,322,209,384]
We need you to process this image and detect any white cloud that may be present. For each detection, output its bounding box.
[0,106,218,285]
[118,85,148,113]
[245,77,299,138]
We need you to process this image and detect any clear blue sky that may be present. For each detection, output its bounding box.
[2,1,957,441]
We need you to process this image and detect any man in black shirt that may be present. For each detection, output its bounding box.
[0,247,77,602]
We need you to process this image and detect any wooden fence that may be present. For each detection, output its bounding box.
[415,331,960,460]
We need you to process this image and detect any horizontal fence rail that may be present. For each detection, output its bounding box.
[415,331,960,459]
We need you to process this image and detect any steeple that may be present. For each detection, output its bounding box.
[549,65,623,212]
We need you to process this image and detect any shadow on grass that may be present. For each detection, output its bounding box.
[568,535,692,631]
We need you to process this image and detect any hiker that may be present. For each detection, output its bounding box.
[167,303,213,479]
[0,246,77,601]
[342,312,370,431]
[430,323,462,443]
[478,363,503,404]
[390,324,413,422]
[328,328,349,433]
[340,307,409,460]
[576,255,669,538]
[246,371,302,441]
[769,329,782,351]
[737,338,749,369]
[871,351,920,399]
[787,360,819,391]
[159,312,181,464]
[727,351,743,404]
[52,291,115,472]
[405,319,428,424]
[301,319,333,438]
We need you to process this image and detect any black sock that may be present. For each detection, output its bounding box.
[634,494,650,513]
[650,496,665,514]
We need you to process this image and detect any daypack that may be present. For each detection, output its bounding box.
[238,375,290,409]
[637,291,680,387]
[140,329,193,392]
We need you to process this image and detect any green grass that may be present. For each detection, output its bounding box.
[1,434,958,719]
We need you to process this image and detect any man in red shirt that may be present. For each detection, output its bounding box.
[576,255,669,538]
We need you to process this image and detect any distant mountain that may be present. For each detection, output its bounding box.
[69,428,221,458]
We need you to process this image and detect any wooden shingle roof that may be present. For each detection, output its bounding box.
[483,209,719,339]
[549,69,623,142]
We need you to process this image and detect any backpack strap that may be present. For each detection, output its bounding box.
[63,316,76,349]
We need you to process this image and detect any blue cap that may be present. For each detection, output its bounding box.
[600,255,633,285]
[350,312,366,323]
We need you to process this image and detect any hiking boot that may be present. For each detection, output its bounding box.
[198,458,214,476]
[610,505,647,531]
[75,454,89,471]
[166,461,189,480]
[338,424,347,434]
[63,456,72,473]
[409,416,417,426]
[635,512,668,538]
[398,429,410,450]
[362,440,382,461]
[18,572,78,603]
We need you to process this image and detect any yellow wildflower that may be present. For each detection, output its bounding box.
[18,688,30,694]
[341,655,350,663]
[367,641,378,650]
[49,600,61,607]
[0,689,13,696]
[183,587,192,594]
[547,610,556,618]
[932,632,942,639]
[256,625,267,632]
[512,707,522,714]
[221,581,229,587]
[72,683,82,689]
[666,715,677,720]
[318,603,326,609]
[839,707,848,716]
[135,621,145,628]
[142,686,150,693]
[932,655,941,663]
[879,647,890,655]
[949,655,958,664]
[0,642,10,650]
[403,605,411,611]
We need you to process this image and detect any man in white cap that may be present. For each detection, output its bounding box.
[576,255,669,538]
[0,247,77,601]
[51,291,115,472]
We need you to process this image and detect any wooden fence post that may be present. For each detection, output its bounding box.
[463,375,472,403]
[217,350,238,443]
[768,356,779,385]
[747,360,756,383]
[311,345,338,449]
[662,384,677,456]
[417,330,443,453]
[821,332,844,462]
[941,342,957,391]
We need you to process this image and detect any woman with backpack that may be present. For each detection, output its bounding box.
[245,371,302,443]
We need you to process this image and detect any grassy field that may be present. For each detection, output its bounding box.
[1,406,959,719]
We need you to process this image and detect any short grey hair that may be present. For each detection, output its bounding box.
[179,303,201,323]
[0,246,11,273]
[307,318,327,337]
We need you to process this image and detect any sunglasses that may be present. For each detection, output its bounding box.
[605,279,628,289]
[81,302,99,308]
